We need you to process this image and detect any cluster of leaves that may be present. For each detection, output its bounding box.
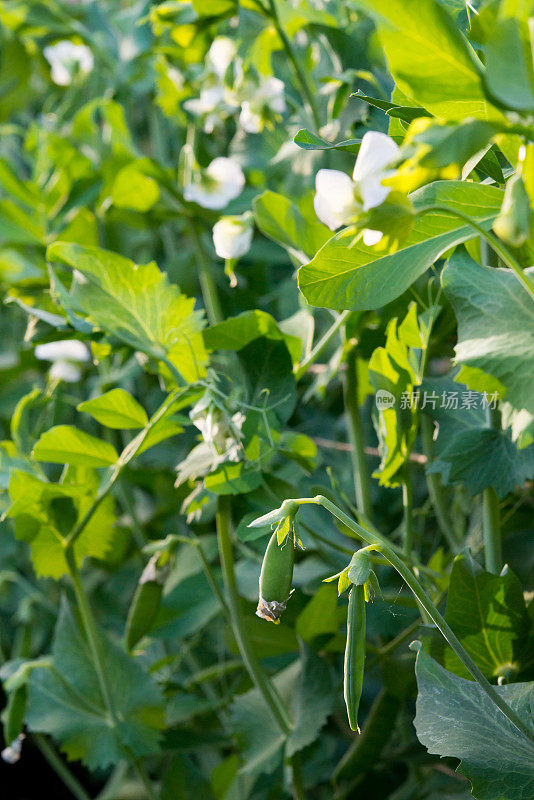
[0,1,533,799]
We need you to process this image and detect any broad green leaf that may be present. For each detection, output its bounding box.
[111,164,160,212]
[299,181,503,311]
[26,601,164,769]
[286,644,334,757]
[485,17,534,111]
[204,462,262,495]
[412,642,534,800]
[435,553,531,679]
[442,252,534,419]
[47,243,207,385]
[203,310,301,363]
[296,583,340,642]
[293,129,361,153]
[354,0,502,121]
[6,469,116,578]
[78,389,148,430]
[32,425,118,467]
[254,191,331,261]
[239,337,297,426]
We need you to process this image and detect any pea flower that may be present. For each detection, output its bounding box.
[314,131,399,245]
[207,37,237,78]
[212,212,253,260]
[239,76,286,134]
[183,157,245,210]
[43,40,94,86]
[35,339,90,383]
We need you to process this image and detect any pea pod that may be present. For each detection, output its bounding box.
[493,172,531,247]
[1,685,27,746]
[256,529,295,623]
[125,555,166,651]
[344,584,366,732]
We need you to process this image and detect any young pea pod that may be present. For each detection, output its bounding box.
[344,584,366,732]
[125,555,167,651]
[1,685,27,746]
[256,528,295,624]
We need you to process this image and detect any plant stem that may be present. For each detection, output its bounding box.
[290,751,306,800]
[418,204,534,302]
[215,496,292,736]
[190,222,223,325]
[294,310,350,381]
[401,469,413,557]
[311,495,534,746]
[33,734,91,800]
[266,0,321,129]
[482,407,502,574]
[420,415,460,552]
[343,343,373,521]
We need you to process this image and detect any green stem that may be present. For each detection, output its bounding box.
[290,751,306,800]
[310,495,534,746]
[193,541,230,618]
[343,343,373,521]
[294,310,350,381]
[190,222,223,325]
[401,469,413,557]
[420,415,460,552]
[216,496,292,735]
[266,0,321,129]
[418,204,534,302]
[33,734,91,800]
[483,406,502,574]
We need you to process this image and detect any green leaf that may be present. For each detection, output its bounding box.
[286,644,334,757]
[111,163,160,212]
[203,310,301,363]
[253,191,331,261]
[354,0,501,121]
[442,252,534,420]
[485,17,534,112]
[293,129,362,153]
[77,389,148,430]
[46,243,207,385]
[435,552,531,679]
[412,642,534,800]
[296,583,340,642]
[26,600,164,769]
[32,426,118,467]
[299,181,503,311]
[6,469,116,578]
[239,337,297,426]
[204,462,262,496]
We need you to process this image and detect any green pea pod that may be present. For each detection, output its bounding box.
[344,584,366,732]
[125,555,166,651]
[256,529,295,623]
[2,685,27,745]
[333,689,400,786]
[493,172,531,247]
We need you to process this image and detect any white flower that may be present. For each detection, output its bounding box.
[43,40,93,86]
[213,213,253,260]
[314,169,357,231]
[184,84,229,133]
[189,395,244,459]
[208,37,237,78]
[35,339,89,383]
[184,157,245,210]
[353,131,399,211]
[239,76,286,134]
[313,131,399,243]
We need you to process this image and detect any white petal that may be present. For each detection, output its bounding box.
[49,360,82,382]
[362,229,383,247]
[184,182,228,210]
[353,131,399,211]
[314,169,355,230]
[35,339,89,363]
[44,41,93,86]
[208,37,236,77]
[213,217,253,259]
[239,103,262,133]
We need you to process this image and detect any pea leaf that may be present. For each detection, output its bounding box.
[254,191,331,261]
[26,600,164,769]
[203,310,301,363]
[47,242,207,385]
[293,129,362,153]
[32,425,118,467]
[354,0,501,121]
[485,17,534,112]
[412,642,534,800]
[442,252,534,422]
[6,469,116,578]
[111,163,160,212]
[77,389,148,430]
[299,181,503,311]
[239,337,297,426]
[434,552,532,679]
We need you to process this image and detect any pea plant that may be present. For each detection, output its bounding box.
[0,0,533,798]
